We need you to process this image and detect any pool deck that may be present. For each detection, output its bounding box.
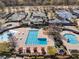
[38,29,54,46]
[13,28,53,52]
[61,31,79,50]
[14,28,28,50]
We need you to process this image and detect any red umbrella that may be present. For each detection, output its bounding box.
[19,47,23,50]
[33,47,38,53]
[41,47,46,55]
[26,47,31,53]
[18,47,23,54]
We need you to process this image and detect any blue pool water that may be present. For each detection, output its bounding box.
[0,32,9,41]
[25,30,47,45]
[0,31,15,42]
[64,34,79,44]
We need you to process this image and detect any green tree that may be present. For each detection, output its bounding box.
[47,46,57,55]
[0,42,13,56]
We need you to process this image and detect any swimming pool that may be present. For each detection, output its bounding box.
[0,30,16,42]
[64,34,79,44]
[25,30,47,45]
[0,32,9,42]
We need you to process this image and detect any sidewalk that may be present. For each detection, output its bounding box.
[8,57,23,59]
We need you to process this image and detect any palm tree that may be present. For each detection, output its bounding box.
[43,25,62,44]
[8,32,13,37]
[43,25,64,48]
[8,33,16,49]
[43,24,63,35]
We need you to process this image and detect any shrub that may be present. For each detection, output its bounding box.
[47,46,57,55]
